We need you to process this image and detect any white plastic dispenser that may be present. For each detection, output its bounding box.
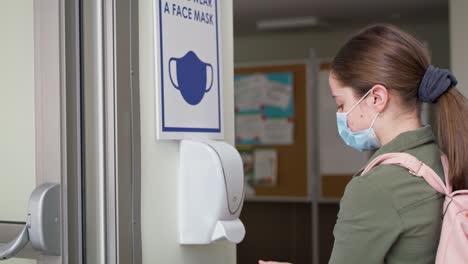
[179,140,246,244]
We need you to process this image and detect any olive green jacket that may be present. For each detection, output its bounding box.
[329,126,445,264]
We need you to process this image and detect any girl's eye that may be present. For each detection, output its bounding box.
[337,105,343,110]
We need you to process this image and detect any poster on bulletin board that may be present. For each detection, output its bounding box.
[234,72,295,145]
[238,146,278,196]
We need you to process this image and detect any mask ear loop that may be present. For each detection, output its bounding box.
[369,112,381,129]
[345,89,373,115]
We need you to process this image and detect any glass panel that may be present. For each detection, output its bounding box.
[0,0,36,222]
[2,258,36,264]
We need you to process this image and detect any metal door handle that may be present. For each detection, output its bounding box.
[0,183,61,260]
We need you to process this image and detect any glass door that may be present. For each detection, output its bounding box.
[0,0,81,263]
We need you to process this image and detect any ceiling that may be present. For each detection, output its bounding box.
[233,0,449,35]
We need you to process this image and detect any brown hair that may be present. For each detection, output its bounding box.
[331,24,468,191]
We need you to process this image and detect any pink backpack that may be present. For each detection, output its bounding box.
[361,152,468,264]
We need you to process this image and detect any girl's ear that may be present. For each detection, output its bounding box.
[367,84,389,113]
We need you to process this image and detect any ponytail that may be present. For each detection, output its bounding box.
[436,88,468,190]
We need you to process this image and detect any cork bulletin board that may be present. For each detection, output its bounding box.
[235,63,309,198]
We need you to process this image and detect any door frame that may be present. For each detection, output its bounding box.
[81,0,141,263]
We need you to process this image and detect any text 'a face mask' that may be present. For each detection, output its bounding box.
[336,89,381,151]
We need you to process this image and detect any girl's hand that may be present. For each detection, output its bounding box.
[258,261,292,264]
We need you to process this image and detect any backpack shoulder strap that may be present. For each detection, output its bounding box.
[362,152,449,195]
[440,155,452,194]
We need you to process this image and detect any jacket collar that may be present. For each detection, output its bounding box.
[354,125,435,177]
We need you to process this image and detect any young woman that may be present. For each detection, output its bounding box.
[259,24,467,264]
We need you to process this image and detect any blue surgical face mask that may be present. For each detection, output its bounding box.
[336,89,381,151]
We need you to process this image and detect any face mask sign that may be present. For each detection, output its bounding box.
[336,89,381,151]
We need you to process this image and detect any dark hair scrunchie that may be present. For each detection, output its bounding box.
[418,65,458,103]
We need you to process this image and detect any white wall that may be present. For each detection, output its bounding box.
[450,0,468,96]
[0,0,36,222]
[234,21,450,68]
[139,1,237,264]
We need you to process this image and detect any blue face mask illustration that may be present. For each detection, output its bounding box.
[336,89,381,151]
[169,51,213,106]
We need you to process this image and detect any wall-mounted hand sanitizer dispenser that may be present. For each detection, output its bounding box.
[179,140,246,245]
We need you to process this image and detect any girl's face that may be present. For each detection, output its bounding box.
[329,72,377,132]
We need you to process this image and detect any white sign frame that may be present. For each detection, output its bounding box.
[152,0,223,140]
